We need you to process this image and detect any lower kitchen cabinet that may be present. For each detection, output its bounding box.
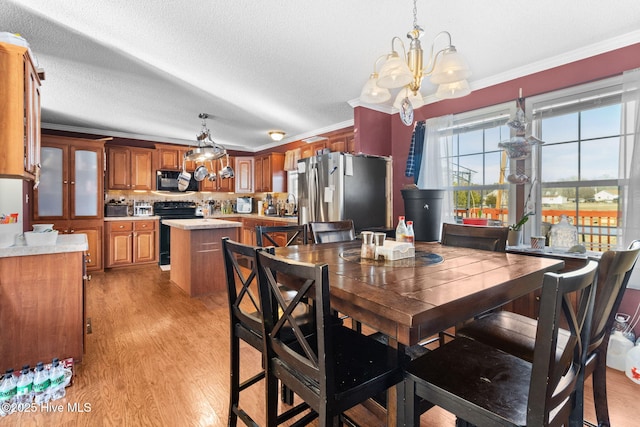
[0,250,85,371]
[36,219,103,272]
[105,219,157,268]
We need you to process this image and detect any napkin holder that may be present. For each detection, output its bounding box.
[375,240,415,261]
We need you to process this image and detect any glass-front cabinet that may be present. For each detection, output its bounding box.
[34,135,105,271]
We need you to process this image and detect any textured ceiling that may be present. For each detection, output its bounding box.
[2,0,640,152]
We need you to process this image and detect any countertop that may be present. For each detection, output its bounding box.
[161,218,243,230]
[0,234,89,258]
[104,216,160,221]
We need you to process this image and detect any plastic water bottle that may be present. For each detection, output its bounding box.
[396,216,408,242]
[32,362,50,404]
[15,365,33,405]
[0,369,17,416]
[48,358,66,401]
[406,221,415,246]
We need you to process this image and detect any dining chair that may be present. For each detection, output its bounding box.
[255,249,406,427]
[441,222,510,252]
[309,220,356,244]
[222,238,313,427]
[455,240,640,426]
[256,224,308,248]
[405,260,599,427]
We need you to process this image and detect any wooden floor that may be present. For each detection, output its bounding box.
[2,264,637,426]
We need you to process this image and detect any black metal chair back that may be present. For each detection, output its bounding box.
[309,220,356,244]
[441,222,509,252]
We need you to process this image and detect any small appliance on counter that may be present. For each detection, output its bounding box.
[134,201,153,217]
[105,202,129,217]
[236,197,252,213]
[264,194,277,216]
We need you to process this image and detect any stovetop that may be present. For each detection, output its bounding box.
[154,201,197,218]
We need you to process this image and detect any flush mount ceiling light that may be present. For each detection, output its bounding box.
[268,130,286,141]
[184,113,227,162]
[360,0,472,126]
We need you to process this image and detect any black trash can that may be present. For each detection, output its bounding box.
[401,189,444,242]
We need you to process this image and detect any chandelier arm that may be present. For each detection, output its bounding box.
[422,47,448,76]
[391,36,407,59]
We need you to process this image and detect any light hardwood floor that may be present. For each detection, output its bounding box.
[1,264,637,426]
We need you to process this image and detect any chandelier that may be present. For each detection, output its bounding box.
[184,113,227,162]
[360,0,472,125]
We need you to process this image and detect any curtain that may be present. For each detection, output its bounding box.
[416,115,455,225]
[621,68,640,289]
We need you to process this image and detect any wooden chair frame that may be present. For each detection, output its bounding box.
[309,220,356,244]
[256,250,405,427]
[256,224,308,248]
[405,260,598,427]
[441,222,509,252]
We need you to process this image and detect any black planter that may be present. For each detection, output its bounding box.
[401,189,444,242]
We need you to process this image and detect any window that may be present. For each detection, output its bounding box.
[445,103,513,224]
[528,77,625,251]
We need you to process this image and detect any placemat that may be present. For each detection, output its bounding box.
[339,248,444,267]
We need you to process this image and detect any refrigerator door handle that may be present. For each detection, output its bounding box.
[309,163,318,222]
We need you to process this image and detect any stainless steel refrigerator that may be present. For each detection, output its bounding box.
[297,152,388,232]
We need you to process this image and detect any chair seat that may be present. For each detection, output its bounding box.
[273,324,405,406]
[457,311,571,363]
[406,337,534,426]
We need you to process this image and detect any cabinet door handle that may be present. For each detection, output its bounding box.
[119,225,124,229]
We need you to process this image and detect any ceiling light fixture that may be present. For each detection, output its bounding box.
[360,0,472,125]
[184,113,227,162]
[268,130,286,141]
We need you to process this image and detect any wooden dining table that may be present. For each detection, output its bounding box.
[273,240,565,426]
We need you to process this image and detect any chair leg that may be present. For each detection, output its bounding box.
[592,351,611,427]
[265,370,280,427]
[228,335,240,427]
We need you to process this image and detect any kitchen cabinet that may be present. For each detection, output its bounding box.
[0,248,85,371]
[156,143,195,172]
[328,133,355,154]
[107,146,153,190]
[200,156,235,192]
[235,157,254,193]
[254,153,286,193]
[34,135,105,271]
[0,42,42,180]
[105,219,157,267]
[301,141,326,159]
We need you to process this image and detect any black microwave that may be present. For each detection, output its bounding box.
[156,170,199,192]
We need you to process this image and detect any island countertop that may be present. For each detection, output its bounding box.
[161,218,242,230]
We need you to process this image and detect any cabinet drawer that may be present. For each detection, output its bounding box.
[134,220,156,231]
[109,221,133,232]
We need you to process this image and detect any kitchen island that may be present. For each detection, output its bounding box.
[161,218,241,297]
[0,234,88,372]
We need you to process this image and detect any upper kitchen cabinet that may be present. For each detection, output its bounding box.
[35,135,104,221]
[107,146,153,190]
[301,141,326,159]
[328,131,355,154]
[200,156,235,192]
[254,153,286,193]
[34,135,105,271]
[0,42,42,180]
[155,143,195,172]
[235,157,254,193]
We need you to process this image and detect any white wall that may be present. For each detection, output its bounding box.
[0,179,24,246]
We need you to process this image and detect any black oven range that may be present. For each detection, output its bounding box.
[154,201,198,266]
